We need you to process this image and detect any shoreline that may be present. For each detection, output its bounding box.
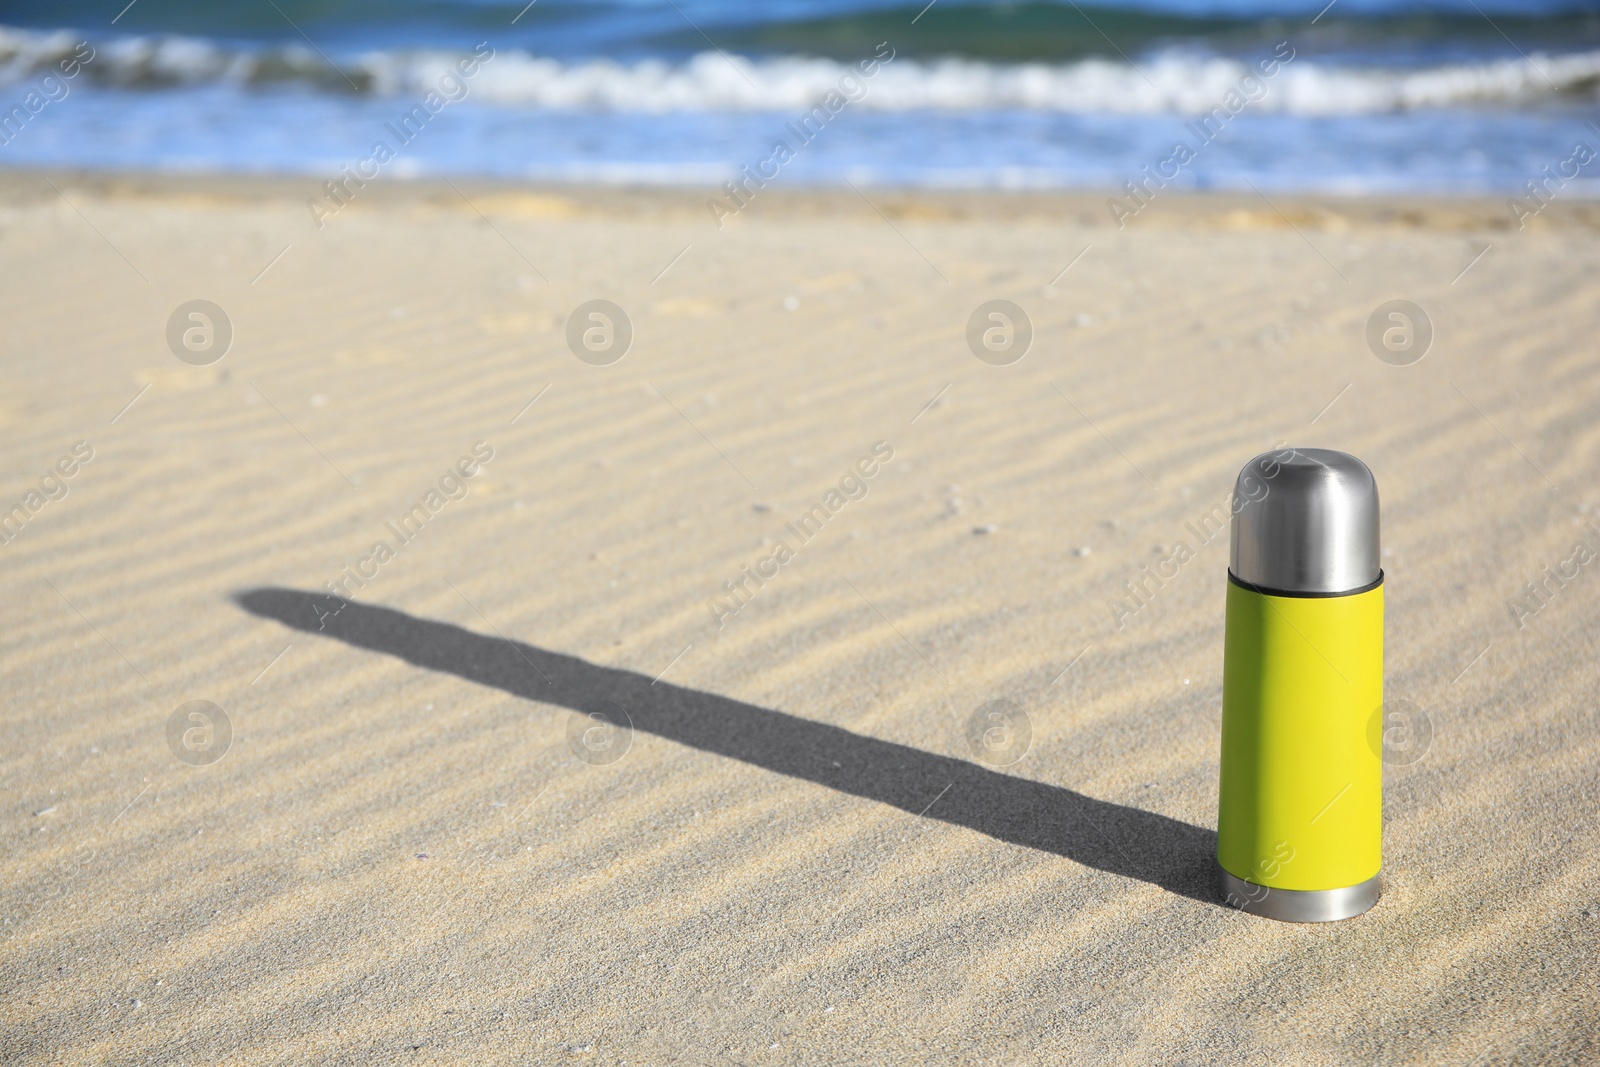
[3,166,1598,232]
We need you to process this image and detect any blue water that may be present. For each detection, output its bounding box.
[0,0,1597,195]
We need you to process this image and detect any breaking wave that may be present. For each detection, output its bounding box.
[2,25,1598,115]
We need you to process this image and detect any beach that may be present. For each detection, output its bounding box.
[2,171,1598,1064]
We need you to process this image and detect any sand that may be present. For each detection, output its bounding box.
[1,170,1597,1065]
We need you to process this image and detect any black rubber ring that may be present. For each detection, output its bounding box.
[1228,569,1384,599]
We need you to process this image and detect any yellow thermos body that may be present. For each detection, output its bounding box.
[1217,448,1384,922]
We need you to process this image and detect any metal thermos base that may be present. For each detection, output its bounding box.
[1218,864,1381,923]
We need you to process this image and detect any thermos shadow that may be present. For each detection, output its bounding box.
[235,588,1221,906]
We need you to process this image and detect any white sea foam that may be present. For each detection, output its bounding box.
[466,49,1600,115]
[2,25,1598,115]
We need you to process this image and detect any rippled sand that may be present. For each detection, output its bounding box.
[2,172,1597,1065]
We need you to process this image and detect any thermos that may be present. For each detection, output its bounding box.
[1217,448,1383,922]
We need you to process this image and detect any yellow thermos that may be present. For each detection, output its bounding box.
[1217,448,1383,922]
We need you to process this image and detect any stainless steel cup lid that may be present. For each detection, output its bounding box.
[1230,448,1380,595]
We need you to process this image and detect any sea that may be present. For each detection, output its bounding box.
[0,0,1597,196]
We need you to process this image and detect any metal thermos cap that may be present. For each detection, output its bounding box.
[1230,448,1380,595]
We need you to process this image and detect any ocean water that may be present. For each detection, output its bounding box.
[0,0,1597,196]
